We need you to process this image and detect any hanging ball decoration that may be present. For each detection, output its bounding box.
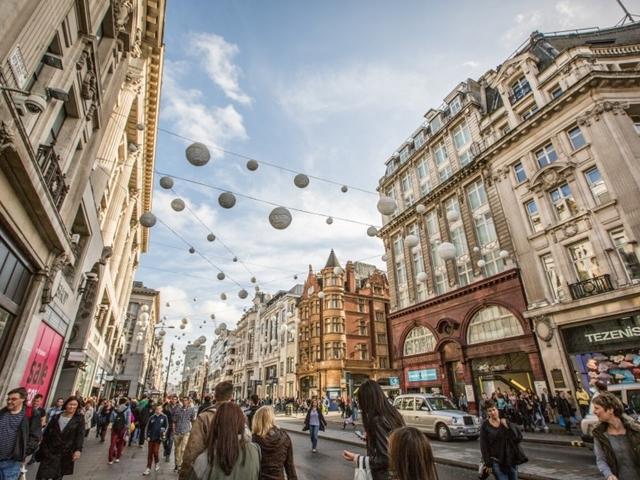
[318,291,325,299]
[219,322,227,330]
[326,217,334,225]
[166,302,171,307]
[499,249,509,259]
[477,259,486,268]
[139,312,150,322]
[293,275,298,280]
[128,143,139,153]
[416,204,427,214]
[377,196,397,216]
[139,212,157,228]
[446,209,460,223]
[218,192,237,209]
[159,329,166,337]
[137,123,145,131]
[341,185,348,193]
[140,304,149,312]
[381,254,388,262]
[250,277,257,283]
[269,207,292,230]
[171,198,185,212]
[472,246,481,253]
[181,317,189,324]
[180,324,186,330]
[437,242,457,261]
[217,272,225,281]
[210,314,216,320]
[238,289,248,299]
[367,226,379,237]
[416,272,428,283]
[270,339,278,347]
[255,285,260,292]
[159,176,174,189]
[246,160,259,171]
[207,233,216,242]
[233,256,238,262]
[198,335,207,344]
[185,142,211,166]
[188,246,195,254]
[293,173,310,188]
[405,234,419,248]
[193,297,197,302]
[220,293,227,301]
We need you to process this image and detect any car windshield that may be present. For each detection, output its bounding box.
[426,397,457,411]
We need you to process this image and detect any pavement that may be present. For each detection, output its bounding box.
[276,412,601,480]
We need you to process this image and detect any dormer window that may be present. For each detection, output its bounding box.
[449,97,462,115]
[399,146,410,163]
[430,116,442,134]
[510,76,532,104]
[414,130,425,148]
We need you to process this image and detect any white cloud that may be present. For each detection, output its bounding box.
[190,33,252,105]
[462,60,480,68]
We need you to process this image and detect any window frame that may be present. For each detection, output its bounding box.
[567,126,587,150]
[513,162,527,184]
[535,143,558,168]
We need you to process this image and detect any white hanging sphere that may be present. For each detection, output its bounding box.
[198,335,207,344]
[210,314,216,320]
[367,226,379,237]
[326,217,334,225]
[179,324,186,330]
[219,322,227,331]
[218,192,236,209]
[193,297,197,302]
[159,329,166,337]
[437,242,457,261]
[139,212,157,228]
[207,233,216,242]
[287,311,294,318]
[416,272,428,283]
[473,246,481,253]
[238,289,248,299]
[377,196,397,216]
[246,160,259,171]
[217,272,225,281]
[293,275,298,280]
[188,246,195,254]
[128,143,139,153]
[341,185,348,193]
[477,259,486,268]
[250,277,257,283]
[412,245,421,254]
[159,176,174,189]
[255,285,260,292]
[333,266,343,275]
[270,339,278,347]
[136,123,145,131]
[405,234,419,248]
[166,302,171,307]
[318,291,325,299]
[416,204,427,214]
[138,312,150,322]
[140,304,149,312]
[381,254,388,262]
[233,256,238,262]
[446,209,460,223]
[269,207,292,230]
[171,198,185,212]
[214,327,221,336]
[499,249,509,259]
[186,142,211,166]
[293,174,310,188]
[220,293,227,301]
[181,317,189,324]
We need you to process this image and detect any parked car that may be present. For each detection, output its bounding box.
[580,382,640,442]
[393,394,480,441]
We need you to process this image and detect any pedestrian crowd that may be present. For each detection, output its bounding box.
[1,380,639,480]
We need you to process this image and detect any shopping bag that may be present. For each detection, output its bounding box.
[557,415,565,428]
[354,455,372,480]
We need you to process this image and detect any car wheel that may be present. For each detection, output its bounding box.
[467,435,479,441]
[436,423,451,442]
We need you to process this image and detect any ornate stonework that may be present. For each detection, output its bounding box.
[0,121,15,152]
[576,100,630,126]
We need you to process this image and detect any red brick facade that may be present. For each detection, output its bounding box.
[389,268,544,413]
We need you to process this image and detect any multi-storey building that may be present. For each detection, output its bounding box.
[181,343,205,396]
[231,294,265,400]
[116,281,162,398]
[206,325,236,394]
[476,24,640,392]
[378,80,543,410]
[0,0,164,402]
[297,251,395,403]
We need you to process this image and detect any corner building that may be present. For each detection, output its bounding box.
[297,250,396,402]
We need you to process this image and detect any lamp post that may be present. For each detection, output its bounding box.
[163,343,175,397]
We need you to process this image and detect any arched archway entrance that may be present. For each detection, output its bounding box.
[440,341,466,404]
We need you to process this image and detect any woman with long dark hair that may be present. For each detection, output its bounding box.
[302,399,326,453]
[342,380,405,480]
[189,402,260,480]
[36,396,85,480]
[389,427,439,480]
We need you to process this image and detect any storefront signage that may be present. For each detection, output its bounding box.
[20,323,64,405]
[562,314,640,354]
[408,368,437,382]
[389,376,400,387]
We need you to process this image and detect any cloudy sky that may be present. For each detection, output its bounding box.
[136,0,626,379]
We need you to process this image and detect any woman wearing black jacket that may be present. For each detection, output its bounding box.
[302,399,326,453]
[480,401,527,480]
[342,380,405,480]
[36,396,85,480]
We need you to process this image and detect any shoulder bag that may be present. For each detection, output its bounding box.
[353,455,372,480]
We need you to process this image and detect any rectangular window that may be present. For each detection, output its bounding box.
[466,179,502,275]
[426,210,447,294]
[416,157,431,195]
[521,103,539,120]
[513,162,527,183]
[550,86,563,98]
[452,122,472,166]
[401,172,414,206]
[434,143,452,182]
[379,356,389,369]
[567,126,586,150]
[414,130,425,148]
[525,200,544,233]
[584,167,610,205]
[631,115,640,134]
[409,224,426,301]
[376,332,387,344]
[535,143,558,168]
[549,183,578,221]
[393,234,403,258]
[358,343,368,360]
[445,196,471,286]
[430,116,442,134]
[610,229,640,282]
[399,147,410,163]
[466,179,488,211]
[541,254,561,302]
[511,76,532,102]
[568,240,601,281]
[449,97,462,115]
[358,320,368,336]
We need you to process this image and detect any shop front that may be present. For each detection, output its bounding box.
[471,352,535,397]
[561,313,640,391]
[20,322,64,405]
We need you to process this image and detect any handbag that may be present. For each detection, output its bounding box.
[353,455,372,480]
[478,461,491,479]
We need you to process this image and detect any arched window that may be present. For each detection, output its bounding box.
[403,326,436,356]
[467,305,524,344]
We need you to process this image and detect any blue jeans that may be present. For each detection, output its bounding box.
[492,462,517,480]
[0,460,21,480]
[309,425,319,449]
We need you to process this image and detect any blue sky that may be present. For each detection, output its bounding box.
[135,0,625,378]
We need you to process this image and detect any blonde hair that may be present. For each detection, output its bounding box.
[251,406,277,437]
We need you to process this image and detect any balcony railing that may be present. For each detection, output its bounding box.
[568,274,614,300]
[36,144,69,210]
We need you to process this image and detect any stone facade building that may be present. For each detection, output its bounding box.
[0,0,164,402]
[476,24,640,393]
[297,251,395,402]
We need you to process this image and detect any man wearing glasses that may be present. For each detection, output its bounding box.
[0,388,42,480]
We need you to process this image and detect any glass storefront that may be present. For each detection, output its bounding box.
[472,352,534,396]
[562,313,640,391]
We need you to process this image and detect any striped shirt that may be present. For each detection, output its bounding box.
[172,406,196,434]
[0,410,24,460]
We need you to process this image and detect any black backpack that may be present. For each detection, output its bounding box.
[113,410,126,431]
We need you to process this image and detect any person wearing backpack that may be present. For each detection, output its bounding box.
[108,398,131,465]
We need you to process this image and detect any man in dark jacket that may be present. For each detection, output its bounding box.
[0,387,42,480]
[246,394,260,430]
[162,398,175,463]
[144,405,168,475]
[137,398,153,447]
[556,391,573,434]
[197,396,212,415]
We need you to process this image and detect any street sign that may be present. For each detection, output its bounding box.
[389,376,400,387]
